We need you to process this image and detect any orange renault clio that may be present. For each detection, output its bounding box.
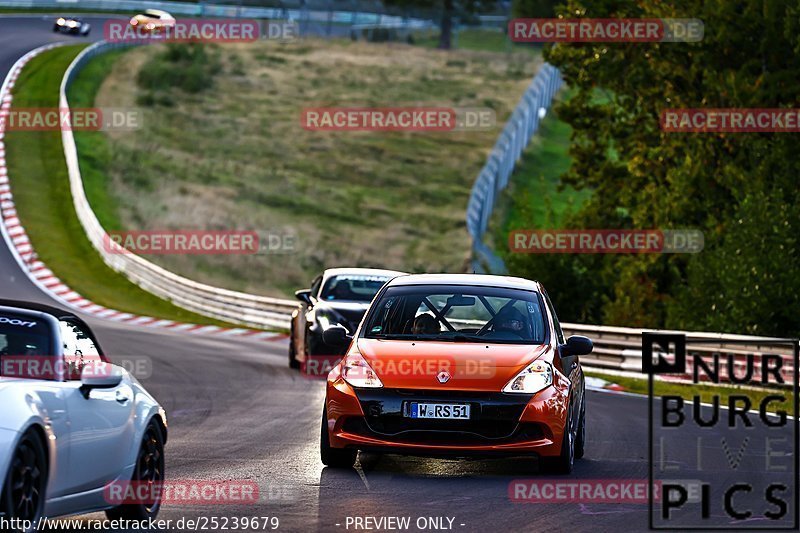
[320,274,593,473]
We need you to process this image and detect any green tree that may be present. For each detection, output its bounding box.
[506,0,800,336]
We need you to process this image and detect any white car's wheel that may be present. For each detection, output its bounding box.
[106,421,165,521]
[1,429,47,533]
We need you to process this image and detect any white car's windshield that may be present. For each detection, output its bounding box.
[0,314,52,378]
[320,274,390,302]
[363,285,546,344]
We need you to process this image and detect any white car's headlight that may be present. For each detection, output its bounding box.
[317,309,346,331]
[503,360,553,394]
[342,352,382,389]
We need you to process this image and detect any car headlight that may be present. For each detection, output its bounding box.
[503,360,553,394]
[130,18,138,26]
[317,309,347,331]
[341,352,382,389]
[67,21,78,28]
[57,18,65,25]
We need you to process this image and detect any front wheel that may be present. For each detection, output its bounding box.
[106,421,165,521]
[574,392,586,460]
[320,409,356,468]
[288,325,300,369]
[540,405,576,475]
[1,429,48,533]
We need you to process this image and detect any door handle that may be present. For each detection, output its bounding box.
[115,391,129,403]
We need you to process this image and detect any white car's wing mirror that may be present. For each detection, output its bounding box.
[79,362,124,398]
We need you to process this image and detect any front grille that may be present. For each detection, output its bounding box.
[350,389,540,445]
[342,418,544,445]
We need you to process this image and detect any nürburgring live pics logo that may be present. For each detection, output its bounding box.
[644,332,799,529]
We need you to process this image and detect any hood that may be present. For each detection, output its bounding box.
[355,338,550,391]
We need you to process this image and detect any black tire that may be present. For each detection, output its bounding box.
[540,404,576,475]
[574,392,586,460]
[52,25,60,32]
[1,429,48,533]
[320,409,356,468]
[288,325,300,369]
[106,421,165,521]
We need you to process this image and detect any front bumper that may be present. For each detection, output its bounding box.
[325,377,570,458]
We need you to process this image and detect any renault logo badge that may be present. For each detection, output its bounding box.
[436,370,451,384]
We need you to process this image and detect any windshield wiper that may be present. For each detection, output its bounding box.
[427,334,487,343]
[372,334,424,340]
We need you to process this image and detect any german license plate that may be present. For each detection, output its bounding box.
[408,402,470,419]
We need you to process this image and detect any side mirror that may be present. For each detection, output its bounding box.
[562,335,593,357]
[79,363,124,398]
[295,289,312,305]
[322,326,352,347]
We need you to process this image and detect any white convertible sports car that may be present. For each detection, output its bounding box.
[0,301,167,531]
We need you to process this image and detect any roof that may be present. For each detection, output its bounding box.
[323,267,407,279]
[0,299,88,327]
[0,300,105,356]
[388,273,541,291]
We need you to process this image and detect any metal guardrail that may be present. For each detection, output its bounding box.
[466,63,563,274]
[563,323,796,385]
[61,41,298,330]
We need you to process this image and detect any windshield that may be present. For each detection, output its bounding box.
[0,313,52,378]
[363,284,547,344]
[320,274,391,302]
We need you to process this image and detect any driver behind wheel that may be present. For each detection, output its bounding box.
[412,313,439,335]
[494,307,526,336]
